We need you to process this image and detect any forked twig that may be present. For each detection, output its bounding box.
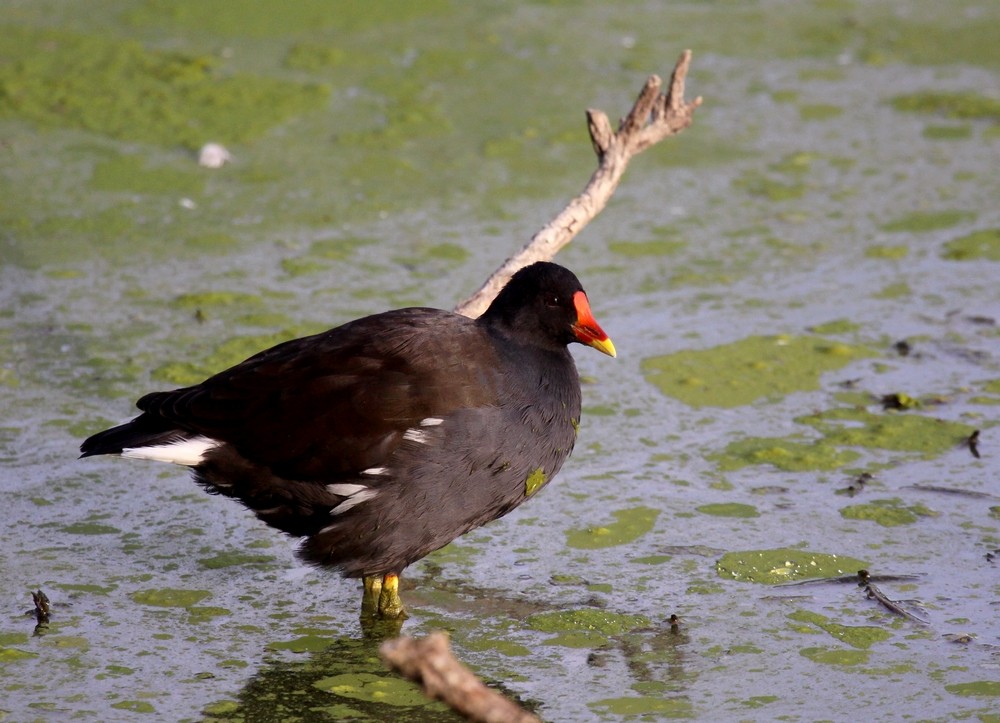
[454,51,702,317]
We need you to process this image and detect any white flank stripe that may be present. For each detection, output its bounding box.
[121,435,218,466]
[420,417,444,426]
[330,488,378,515]
[403,428,429,444]
[362,467,389,476]
[326,483,368,497]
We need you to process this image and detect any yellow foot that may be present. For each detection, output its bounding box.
[360,573,406,620]
[377,573,406,619]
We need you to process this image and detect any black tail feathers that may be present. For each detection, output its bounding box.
[79,415,185,458]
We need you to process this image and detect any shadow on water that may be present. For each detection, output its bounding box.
[210,634,466,722]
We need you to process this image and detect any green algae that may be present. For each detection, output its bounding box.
[707,437,861,472]
[891,92,1000,122]
[171,291,267,310]
[310,237,377,260]
[941,228,1000,261]
[642,335,876,408]
[267,635,339,654]
[880,210,974,233]
[129,588,211,608]
[798,407,976,456]
[788,610,892,649]
[696,503,760,518]
[110,700,156,714]
[0,647,37,662]
[945,681,1000,697]
[590,695,693,717]
[809,319,861,335]
[872,281,911,299]
[313,673,440,708]
[923,125,972,140]
[0,26,328,148]
[59,522,121,535]
[55,583,117,595]
[865,245,909,260]
[608,239,686,257]
[90,155,205,195]
[197,553,276,569]
[800,646,870,666]
[424,242,469,261]
[734,171,806,201]
[565,505,660,549]
[717,549,868,584]
[461,637,531,657]
[800,104,843,121]
[187,606,231,623]
[527,609,650,636]
[840,498,937,527]
[127,0,451,38]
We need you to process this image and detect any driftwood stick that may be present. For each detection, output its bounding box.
[453,50,702,318]
[380,632,540,723]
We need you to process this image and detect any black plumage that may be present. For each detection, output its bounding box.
[81,261,615,617]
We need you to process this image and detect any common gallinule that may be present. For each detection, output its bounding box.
[81,261,615,618]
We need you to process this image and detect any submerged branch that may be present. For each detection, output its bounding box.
[380,632,540,723]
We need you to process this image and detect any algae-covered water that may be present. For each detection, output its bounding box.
[2,1,999,720]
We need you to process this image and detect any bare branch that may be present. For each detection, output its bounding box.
[454,49,702,318]
[586,109,614,157]
[380,633,540,723]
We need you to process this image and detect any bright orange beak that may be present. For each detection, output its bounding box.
[571,291,616,357]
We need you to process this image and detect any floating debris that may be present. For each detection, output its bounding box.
[904,483,997,500]
[838,471,873,497]
[968,429,981,459]
[198,142,232,168]
[32,589,50,624]
[31,589,50,636]
[858,570,930,624]
[777,569,921,587]
[881,392,920,410]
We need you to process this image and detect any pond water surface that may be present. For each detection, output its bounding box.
[2,1,999,721]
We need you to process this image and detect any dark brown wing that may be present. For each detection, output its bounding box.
[136,308,502,480]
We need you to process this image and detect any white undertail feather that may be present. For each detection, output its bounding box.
[402,428,430,444]
[121,435,219,466]
[325,483,368,496]
[326,484,378,516]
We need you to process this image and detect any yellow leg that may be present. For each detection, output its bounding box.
[377,573,406,619]
[361,574,383,618]
[360,573,406,620]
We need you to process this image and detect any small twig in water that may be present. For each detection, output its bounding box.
[968,430,981,459]
[858,571,929,624]
[904,483,997,500]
